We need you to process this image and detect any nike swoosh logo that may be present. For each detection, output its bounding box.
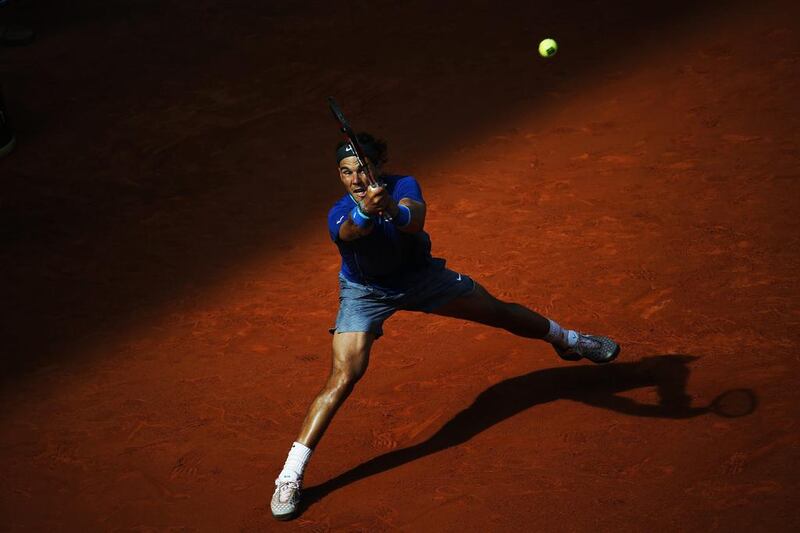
[336,215,345,224]
[456,273,462,281]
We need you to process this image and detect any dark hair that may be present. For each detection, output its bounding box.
[336,132,388,167]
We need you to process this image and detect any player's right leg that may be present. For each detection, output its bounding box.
[296,331,375,448]
[271,331,375,521]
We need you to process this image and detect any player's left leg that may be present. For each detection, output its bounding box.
[432,282,550,337]
[430,282,619,363]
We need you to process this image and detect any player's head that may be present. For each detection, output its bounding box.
[336,132,388,199]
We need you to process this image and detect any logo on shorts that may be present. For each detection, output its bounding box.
[456,273,462,281]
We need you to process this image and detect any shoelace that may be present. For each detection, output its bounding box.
[576,335,601,354]
[278,481,300,502]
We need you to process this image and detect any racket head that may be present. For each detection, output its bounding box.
[709,388,758,418]
[327,96,352,134]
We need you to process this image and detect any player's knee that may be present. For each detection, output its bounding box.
[486,300,530,333]
[325,375,354,405]
[483,297,514,327]
[329,363,365,395]
[498,300,520,319]
[479,286,510,317]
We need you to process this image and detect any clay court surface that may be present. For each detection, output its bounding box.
[1,0,799,531]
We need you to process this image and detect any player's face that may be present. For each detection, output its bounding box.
[338,156,377,201]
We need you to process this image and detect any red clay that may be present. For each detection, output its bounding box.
[1,1,799,531]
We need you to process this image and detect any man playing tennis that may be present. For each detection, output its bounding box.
[271,133,620,520]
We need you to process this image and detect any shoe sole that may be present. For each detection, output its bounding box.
[272,510,298,521]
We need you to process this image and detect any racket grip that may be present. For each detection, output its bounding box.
[368,182,393,222]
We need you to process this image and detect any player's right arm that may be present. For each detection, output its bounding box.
[329,191,380,243]
[335,184,392,242]
[338,214,375,241]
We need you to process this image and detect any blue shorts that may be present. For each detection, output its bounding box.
[329,259,476,339]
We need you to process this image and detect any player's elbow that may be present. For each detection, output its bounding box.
[399,218,425,233]
[397,200,426,233]
[339,221,374,241]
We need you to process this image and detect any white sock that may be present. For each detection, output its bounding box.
[278,441,312,481]
[543,319,578,349]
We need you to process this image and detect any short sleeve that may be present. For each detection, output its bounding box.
[327,201,352,242]
[393,176,424,203]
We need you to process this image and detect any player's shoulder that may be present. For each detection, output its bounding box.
[383,174,416,185]
[328,193,353,219]
[384,174,420,192]
[385,174,424,202]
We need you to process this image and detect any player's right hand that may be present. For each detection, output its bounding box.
[360,184,390,217]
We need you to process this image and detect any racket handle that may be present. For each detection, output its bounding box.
[367,182,393,222]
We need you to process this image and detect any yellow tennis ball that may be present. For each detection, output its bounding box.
[539,38,558,58]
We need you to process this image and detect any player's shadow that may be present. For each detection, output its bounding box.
[301,354,756,512]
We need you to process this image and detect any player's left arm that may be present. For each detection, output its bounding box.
[382,175,426,233]
[386,197,426,233]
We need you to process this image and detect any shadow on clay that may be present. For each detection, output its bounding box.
[300,354,756,512]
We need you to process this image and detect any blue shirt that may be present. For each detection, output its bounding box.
[327,175,433,290]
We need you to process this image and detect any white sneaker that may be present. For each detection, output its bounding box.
[271,477,301,521]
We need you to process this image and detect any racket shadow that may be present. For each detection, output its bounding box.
[300,354,755,512]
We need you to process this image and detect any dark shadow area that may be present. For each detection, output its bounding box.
[1,0,750,381]
[301,354,757,512]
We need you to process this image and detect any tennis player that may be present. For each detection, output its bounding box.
[271,133,620,520]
